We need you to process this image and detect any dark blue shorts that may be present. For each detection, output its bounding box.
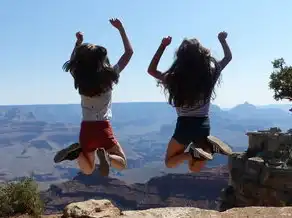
[172,116,210,148]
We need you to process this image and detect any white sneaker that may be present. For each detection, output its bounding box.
[189,143,213,160]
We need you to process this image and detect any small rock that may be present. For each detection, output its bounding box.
[63,199,121,218]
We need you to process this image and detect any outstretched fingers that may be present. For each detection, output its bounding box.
[109,18,123,30]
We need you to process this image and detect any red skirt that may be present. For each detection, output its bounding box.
[79,120,118,152]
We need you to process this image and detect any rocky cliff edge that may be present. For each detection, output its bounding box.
[15,199,292,218]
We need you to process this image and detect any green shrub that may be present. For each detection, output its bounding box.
[0,177,44,217]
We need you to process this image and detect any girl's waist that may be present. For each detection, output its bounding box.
[81,108,112,121]
[81,120,111,127]
[176,116,210,127]
[175,102,210,116]
[177,116,209,120]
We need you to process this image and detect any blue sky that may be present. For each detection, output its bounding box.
[1,0,292,108]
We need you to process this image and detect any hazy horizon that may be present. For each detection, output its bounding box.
[0,101,290,110]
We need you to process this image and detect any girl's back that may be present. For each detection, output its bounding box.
[81,90,112,121]
[79,64,120,121]
[174,57,222,117]
[64,43,120,121]
[157,38,223,117]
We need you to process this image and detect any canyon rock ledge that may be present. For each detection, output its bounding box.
[59,199,292,218]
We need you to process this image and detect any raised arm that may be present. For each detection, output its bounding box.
[70,32,83,60]
[217,31,232,70]
[147,36,172,81]
[110,18,133,73]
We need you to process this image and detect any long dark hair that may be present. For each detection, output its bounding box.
[63,43,119,97]
[159,38,220,108]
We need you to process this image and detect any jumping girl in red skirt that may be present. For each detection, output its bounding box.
[53,18,133,177]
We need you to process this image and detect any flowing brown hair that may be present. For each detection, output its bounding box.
[159,38,221,108]
[63,43,119,97]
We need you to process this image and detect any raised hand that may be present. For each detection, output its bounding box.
[75,31,84,45]
[161,36,172,47]
[218,31,228,42]
[217,31,232,70]
[111,18,133,73]
[109,18,123,31]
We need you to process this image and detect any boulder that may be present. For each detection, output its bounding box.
[59,199,292,218]
[63,199,121,218]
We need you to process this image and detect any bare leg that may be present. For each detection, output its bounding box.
[77,151,95,175]
[188,158,206,172]
[165,138,192,168]
[187,139,209,172]
[106,142,127,170]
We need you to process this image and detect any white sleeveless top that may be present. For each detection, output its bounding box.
[80,64,120,121]
[175,60,222,117]
[176,101,211,117]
